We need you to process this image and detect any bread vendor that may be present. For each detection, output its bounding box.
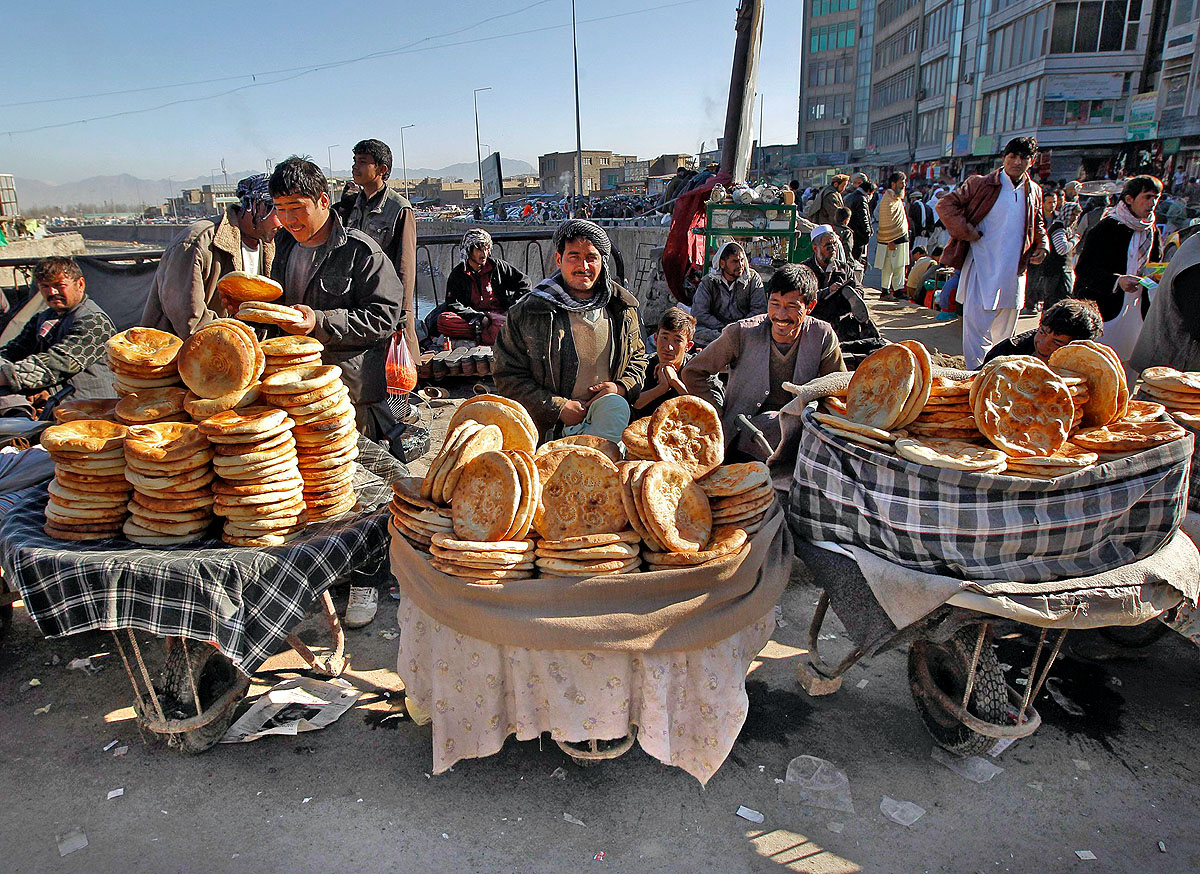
[682,263,845,461]
[0,256,116,415]
[267,156,405,443]
[983,298,1103,365]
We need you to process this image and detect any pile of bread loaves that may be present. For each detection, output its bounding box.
[389,394,775,584]
[811,340,1186,477]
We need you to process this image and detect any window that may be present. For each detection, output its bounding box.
[918,109,946,146]
[807,56,855,86]
[874,22,919,69]
[920,57,949,97]
[1039,96,1126,125]
[980,79,1044,134]
[872,68,915,109]
[878,0,919,28]
[1170,0,1195,26]
[583,157,592,165]
[923,2,953,49]
[870,112,911,147]
[810,21,856,52]
[807,94,851,119]
[811,0,859,16]
[806,130,851,152]
[1049,0,1141,53]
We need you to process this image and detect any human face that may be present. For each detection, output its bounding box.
[891,175,907,195]
[814,235,837,264]
[467,244,491,271]
[249,200,282,242]
[655,328,691,367]
[1126,188,1161,220]
[767,291,813,345]
[273,192,331,246]
[1033,324,1076,359]
[37,272,86,314]
[351,153,387,191]
[720,247,746,281]
[1042,191,1059,217]
[1002,151,1033,181]
[555,238,603,296]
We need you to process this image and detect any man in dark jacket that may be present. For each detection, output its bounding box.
[803,225,880,346]
[0,256,116,413]
[334,139,419,359]
[493,220,648,443]
[843,177,874,263]
[269,156,404,440]
[423,228,530,344]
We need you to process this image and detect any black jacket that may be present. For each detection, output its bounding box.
[444,257,531,320]
[802,256,880,344]
[1074,216,1162,321]
[272,212,404,406]
[844,187,872,252]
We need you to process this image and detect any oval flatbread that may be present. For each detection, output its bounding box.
[643,526,748,567]
[847,344,918,430]
[537,434,622,464]
[697,461,770,497]
[1048,343,1121,427]
[533,449,625,541]
[42,420,127,454]
[622,416,653,460]
[107,327,183,367]
[974,357,1073,458]
[451,450,521,542]
[217,271,284,303]
[892,340,933,428]
[647,396,724,478]
[54,398,121,424]
[638,461,712,553]
[895,437,1008,471]
[1070,420,1186,453]
[446,395,537,453]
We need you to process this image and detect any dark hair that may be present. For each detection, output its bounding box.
[33,256,83,284]
[1041,299,1103,340]
[1121,174,1163,203]
[269,156,328,201]
[352,139,393,181]
[887,171,906,187]
[1003,136,1038,158]
[835,206,851,223]
[657,306,696,340]
[931,245,944,257]
[912,246,927,257]
[860,179,876,193]
[789,180,800,191]
[767,263,819,305]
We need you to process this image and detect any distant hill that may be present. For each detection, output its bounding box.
[14,157,537,210]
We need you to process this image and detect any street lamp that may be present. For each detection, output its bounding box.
[399,124,415,199]
[326,144,339,180]
[473,87,492,215]
[571,0,583,215]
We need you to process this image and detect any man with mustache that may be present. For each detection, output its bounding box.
[0,256,116,413]
[682,263,845,461]
[493,220,649,442]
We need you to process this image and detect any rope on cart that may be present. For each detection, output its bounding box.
[129,629,167,724]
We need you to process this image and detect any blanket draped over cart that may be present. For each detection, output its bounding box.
[389,505,792,784]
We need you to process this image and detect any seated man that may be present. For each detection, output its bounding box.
[633,306,696,417]
[983,298,1103,364]
[0,256,116,413]
[803,225,880,345]
[690,241,767,346]
[268,157,404,442]
[494,220,649,443]
[424,229,530,345]
[903,246,942,302]
[682,263,845,461]
[143,174,281,337]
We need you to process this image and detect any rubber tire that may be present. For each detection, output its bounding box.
[908,626,1009,757]
[147,643,247,754]
[1098,620,1171,649]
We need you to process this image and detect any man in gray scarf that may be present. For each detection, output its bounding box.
[494,220,649,442]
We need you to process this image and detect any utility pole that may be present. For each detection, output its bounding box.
[720,0,764,183]
[399,124,415,199]
[757,92,765,181]
[326,144,338,180]
[571,0,585,215]
[474,87,492,215]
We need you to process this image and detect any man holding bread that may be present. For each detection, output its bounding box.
[268,156,405,444]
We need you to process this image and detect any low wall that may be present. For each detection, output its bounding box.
[0,233,87,287]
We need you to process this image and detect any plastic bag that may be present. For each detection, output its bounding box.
[385,330,417,394]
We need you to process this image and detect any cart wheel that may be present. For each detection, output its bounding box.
[146,642,249,754]
[1098,620,1171,649]
[908,627,1008,757]
[556,731,637,768]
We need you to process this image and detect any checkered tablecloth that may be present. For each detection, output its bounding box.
[0,437,405,674]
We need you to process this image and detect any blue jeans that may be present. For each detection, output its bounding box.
[563,393,631,444]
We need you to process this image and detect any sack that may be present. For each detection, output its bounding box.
[385,330,417,394]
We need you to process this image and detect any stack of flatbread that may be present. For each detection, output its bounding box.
[1071,420,1186,456]
[428,532,536,583]
[622,416,655,460]
[41,420,130,541]
[1047,341,1128,427]
[421,422,504,506]
[1002,443,1099,478]
[217,272,283,304]
[895,437,1009,473]
[445,394,538,452]
[260,365,358,522]
[534,446,629,543]
[115,387,190,426]
[537,434,622,463]
[452,449,539,542]
[260,336,324,378]
[846,341,933,432]
[809,411,900,452]
[198,407,308,546]
[646,396,724,478]
[643,526,749,571]
[535,531,641,576]
[105,328,184,397]
[54,398,120,424]
[613,459,709,555]
[389,477,454,549]
[972,356,1074,457]
[183,381,262,422]
[236,301,308,329]
[178,319,264,402]
[122,422,216,545]
[1137,366,1200,423]
[696,461,775,535]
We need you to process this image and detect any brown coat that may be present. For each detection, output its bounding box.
[141,206,275,337]
[936,168,1047,273]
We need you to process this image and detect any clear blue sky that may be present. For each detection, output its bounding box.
[0,0,802,183]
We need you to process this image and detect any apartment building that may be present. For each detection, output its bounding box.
[538,151,636,197]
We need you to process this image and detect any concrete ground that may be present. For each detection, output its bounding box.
[2,297,1197,874]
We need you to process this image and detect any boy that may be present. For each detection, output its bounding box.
[634,307,696,415]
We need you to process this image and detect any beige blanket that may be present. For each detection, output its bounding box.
[390,503,792,653]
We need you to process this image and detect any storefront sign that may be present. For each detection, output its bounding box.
[1044,73,1124,102]
[973,135,998,156]
[952,134,972,157]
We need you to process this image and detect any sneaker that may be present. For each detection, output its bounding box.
[880,291,895,301]
[344,586,379,628]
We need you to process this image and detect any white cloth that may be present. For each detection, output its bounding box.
[961,300,1019,369]
[240,241,260,276]
[874,243,909,290]
[1096,227,1154,368]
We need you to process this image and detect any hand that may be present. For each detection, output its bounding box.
[1117,275,1141,294]
[587,381,623,403]
[559,399,587,426]
[219,291,238,314]
[655,364,678,387]
[887,241,896,251]
[1029,249,1047,266]
[963,225,982,243]
[283,304,317,335]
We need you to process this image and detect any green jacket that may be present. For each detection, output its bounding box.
[493,280,649,437]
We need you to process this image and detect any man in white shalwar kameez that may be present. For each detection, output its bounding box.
[936,137,1048,369]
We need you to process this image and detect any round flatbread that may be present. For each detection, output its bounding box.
[1139,365,1200,394]
[622,417,653,460]
[198,406,289,438]
[450,451,521,542]
[811,411,894,442]
[132,491,216,512]
[1048,344,1121,427]
[178,322,256,398]
[895,437,1008,471]
[107,327,183,368]
[183,383,262,420]
[446,397,537,453]
[236,301,307,326]
[1070,421,1186,453]
[533,448,625,541]
[125,448,214,475]
[535,555,639,575]
[647,396,724,478]
[821,425,896,453]
[537,435,622,464]
[260,335,324,357]
[430,532,535,554]
[697,462,770,498]
[1121,399,1166,423]
[115,387,188,425]
[42,420,127,454]
[974,357,1073,458]
[643,526,748,567]
[261,364,342,395]
[217,271,283,303]
[638,461,712,553]
[892,340,933,428]
[502,450,539,542]
[439,424,503,506]
[536,541,640,561]
[54,398,121,424]
[123,421,209,464]
[847,344,918,430]
[537,530,641,549]
[618,461,660,549]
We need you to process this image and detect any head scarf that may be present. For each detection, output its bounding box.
[236,174,273,215]
[552,219,611,258]
[532,220,614,312]
[460,228,493,265]
[711,241,747,274]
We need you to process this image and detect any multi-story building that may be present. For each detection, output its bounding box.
[1153,0,1200,179]
[537,151,636,197]
[798,0,865,173]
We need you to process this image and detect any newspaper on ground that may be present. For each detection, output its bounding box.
[220,677,361,743]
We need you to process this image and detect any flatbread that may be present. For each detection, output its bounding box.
[638,461,711,553]
[1049,344,1121,427]
[429,543,535,563]
[107,327,183,367]
[1070,421,1187,453]
[260,335,324,357]
[974,358,1073,458]
[895,437,1008,471]
[647,396,724,478]
[618,461,661,549]
[821,424,896,453]
[123,422,209,463]
[446,398,537,453]
[178,322,256,398]
[42,420,128,454]
[536,541,640,561]
[440,424,504,505]
[709,483,774,510]
[125,449,214,475]
[928,376,972,398]
[217,271,283,303]
[533,449,625,541]
[1121,400,1166,423]
[535,555,640,574]
[630,462,666,552]
[503,450,539,542]
[430,532,534,553]
[54,398,121,424]
[892,340,933,428]
[622,417,653,460]
[811,411,894,442]
[846,344,918,430]
[451,450,521,542]
[697,462,770,498]
[642,526,748,567]
[536,530,641,548]
[421,421,479,501]
[538,435,622,464]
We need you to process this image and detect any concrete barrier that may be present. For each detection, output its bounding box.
[0,233,87,287]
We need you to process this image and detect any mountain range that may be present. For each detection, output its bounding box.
[13,158,536,209]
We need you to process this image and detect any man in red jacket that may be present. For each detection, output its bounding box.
[937,137,1048,368]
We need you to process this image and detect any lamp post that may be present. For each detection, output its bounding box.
[473,87,492,215]
[326,144,338,180]
[571,0,584,216]
[399,124,415,199]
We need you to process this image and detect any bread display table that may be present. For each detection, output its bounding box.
[389,506,793,785]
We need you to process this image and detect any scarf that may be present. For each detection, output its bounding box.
[531,270,612,313]
[1104,201,1156,271]
[460,228,493,266]
[236,174,273,213]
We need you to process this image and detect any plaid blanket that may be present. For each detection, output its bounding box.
[786,406,1192,583]
[0,437,404,674]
